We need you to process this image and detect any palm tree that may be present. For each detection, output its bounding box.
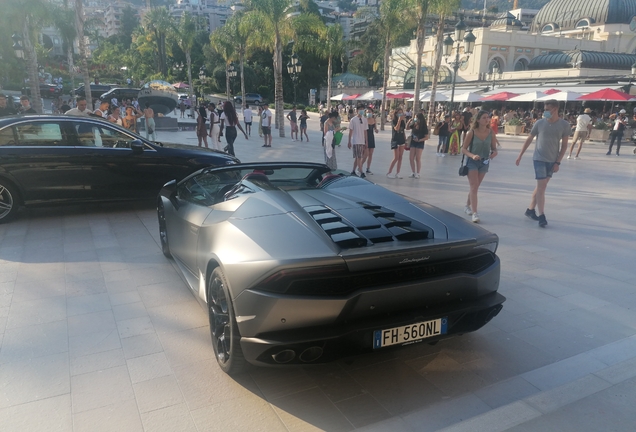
[244,0,323,136]
[75,0,93,109]
[223,13,252,110]
[300,23,346,109]
[144,7,173,77]
[427,0,461,126]
[174,12,196,116]
[52,3,77,97]
[209,28,236,102]
[378,0,408,131]
[408,0,431,115]
[5,0,51,113]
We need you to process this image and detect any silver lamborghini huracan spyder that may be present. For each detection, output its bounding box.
[157,162,505,375]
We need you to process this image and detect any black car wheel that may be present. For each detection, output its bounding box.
[0,181,20,223]
[157,200,172,258]
[207,267,246,375]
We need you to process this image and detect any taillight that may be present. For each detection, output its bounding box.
[255,265,348,294]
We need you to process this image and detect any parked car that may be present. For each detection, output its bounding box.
[73,84,113,99]
[21,83,62,98]
[157,162,505,374]
[233,93,264,105]
[100,87,140,103]
[0,115,239,222]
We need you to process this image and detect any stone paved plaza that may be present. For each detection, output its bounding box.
[1,113,636,431]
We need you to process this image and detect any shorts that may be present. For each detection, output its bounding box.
[391,142,405,150]
[466,157,490,173]
[262,126,271,135]
[533,160,555,180]
[572,131,587,142]
[352,144,365,158]
[410,141,424,149]
[290,121,298,132]
[245,121,252,126]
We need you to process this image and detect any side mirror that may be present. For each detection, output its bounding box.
[130,139,144,154]
[160,180,180,210]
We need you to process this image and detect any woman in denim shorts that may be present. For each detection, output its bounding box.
[461,110,499,223]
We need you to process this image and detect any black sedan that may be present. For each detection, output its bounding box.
[0,115,238,222]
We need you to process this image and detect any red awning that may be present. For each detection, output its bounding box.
[481,92,520,101]
[577,88,634,101]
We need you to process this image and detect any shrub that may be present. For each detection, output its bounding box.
[507,117,522,126]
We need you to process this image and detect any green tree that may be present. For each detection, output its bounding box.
[427,0,461,126]
[408,0,431,114]
[173,12,196,116]
[75,0,93,108]
[223,13,253,109]
[120,5,140,49]
[4,0,53,113]
[143,7,173,77]
[209,27,236,102]
[244,0,323,136]
[377,0,410,130]
[51,2,77,93]
[299,23,345,108]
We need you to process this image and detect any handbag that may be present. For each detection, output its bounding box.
[458,133,474,177]
[405,135,412,150]
[334,131,343,146]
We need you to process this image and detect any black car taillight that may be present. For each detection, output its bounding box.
[255,264,349,294]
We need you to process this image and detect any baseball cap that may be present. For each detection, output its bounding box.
[619,109,626,114]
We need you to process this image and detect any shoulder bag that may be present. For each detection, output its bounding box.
[458,132,474,177]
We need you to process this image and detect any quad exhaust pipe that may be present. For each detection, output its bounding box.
[271,346,324,364]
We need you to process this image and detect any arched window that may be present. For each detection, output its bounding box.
[514,58,528,71]
[542,24,555,33]
[488,58,503,74]
[575,19,590,28]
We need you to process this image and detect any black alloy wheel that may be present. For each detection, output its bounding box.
[157,200,172,258]
[0,181,19,223]
[207,267,246,375]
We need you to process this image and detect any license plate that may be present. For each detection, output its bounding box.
[373,318,447,349]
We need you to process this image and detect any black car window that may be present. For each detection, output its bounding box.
[178,177,215,206]
[14,122,67,146]
[0,127,17,146]
[87,125,134,148]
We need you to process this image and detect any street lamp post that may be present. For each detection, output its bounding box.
[287,53,302,104]
[226,62,237,105]
[198,65,207,106]
[443,20,475,109]
[490,64,500,91]
[12,33,25,90]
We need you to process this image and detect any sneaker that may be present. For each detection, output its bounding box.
[415,174,420,179]
[617,153,620,156]
[464,206,473,215]
[395,173,403,179]
[566,155,571,159]
[361,172,366,179]
[387,173,397,179]
[538,214,547,227]
[350,171,358,177]
[366,169,373,175]
[472,213,480,223]
[436,152,441,157]
[574,156,580,160]
[440,153,446,158]
[409,173,416,178]
[525,208,539,221]
[606,151,611,155]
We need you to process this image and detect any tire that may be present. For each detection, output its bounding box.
[207,267,246,375]
[0,180,20,223]
[157,200,172,258]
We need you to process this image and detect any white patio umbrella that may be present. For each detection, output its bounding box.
[508,91,548,102]
[407,92,448,102]
[536,91,584,102]
[452,92,483,103]
[330,93,350,101]
[356,90,383,100]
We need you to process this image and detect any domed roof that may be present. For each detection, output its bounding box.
[528,49,636,70]
[491,12,523,29]
[531,0,636,33]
